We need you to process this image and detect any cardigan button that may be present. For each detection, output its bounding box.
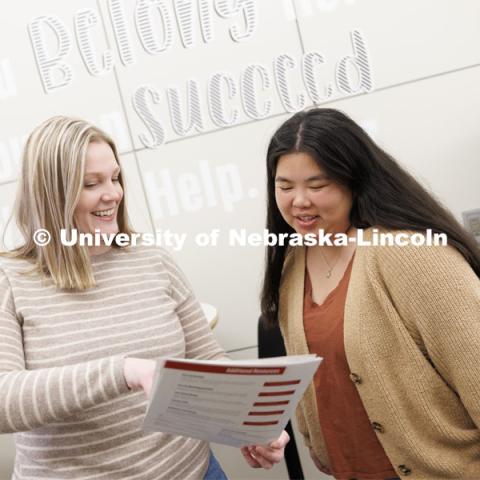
[398,464,412,476]
[371,421,384,433]
[349,373,362,384]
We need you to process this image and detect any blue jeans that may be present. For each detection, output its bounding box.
[203,451,228,480]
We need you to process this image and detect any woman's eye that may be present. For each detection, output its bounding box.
[310,185,327,190]
[278,186,292,191]
[85,183,96,188]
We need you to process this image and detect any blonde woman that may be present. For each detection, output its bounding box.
[0,116,288,479]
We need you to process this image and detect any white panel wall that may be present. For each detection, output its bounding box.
[1,0,479,478]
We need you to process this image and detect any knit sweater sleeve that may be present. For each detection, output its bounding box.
[0,270,130,434]
[157,249,226,361]
[373,240,480,426]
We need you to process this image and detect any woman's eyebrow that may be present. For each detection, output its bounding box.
[84,166,121,176]
[275,174,328,182]
[306,174,328,181]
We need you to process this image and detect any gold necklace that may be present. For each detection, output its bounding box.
[318,248,341,279]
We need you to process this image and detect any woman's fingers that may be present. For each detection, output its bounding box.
[242,430,290,470]
[248,447,274,469]
[249,446,276,468]
[240,446,261,468]
[255,430,290,465]
[123,358,156,394]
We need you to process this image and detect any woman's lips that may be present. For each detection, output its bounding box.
[93,214,115,222]
[295,215,318,228]
[91,210,116,222]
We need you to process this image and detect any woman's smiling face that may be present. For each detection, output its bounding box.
[274,152,352,235]
[73,141,123,246]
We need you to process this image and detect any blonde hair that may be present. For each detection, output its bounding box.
[6,116,134,290]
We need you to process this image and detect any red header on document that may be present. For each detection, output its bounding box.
[164,360,285,375]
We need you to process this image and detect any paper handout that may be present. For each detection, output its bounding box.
[142,355,322,447]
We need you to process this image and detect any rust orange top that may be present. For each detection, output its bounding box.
[303,255,397,480]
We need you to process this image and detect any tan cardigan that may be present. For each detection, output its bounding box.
[279,229,480,479]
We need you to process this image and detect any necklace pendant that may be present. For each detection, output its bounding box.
[326,270,332,279]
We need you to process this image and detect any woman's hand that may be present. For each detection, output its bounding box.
[123,358,156,397]
[240,430,290,469]
[309,447,332,475]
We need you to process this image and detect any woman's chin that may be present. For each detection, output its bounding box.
[89,223,119,236]
[292,224,319,236]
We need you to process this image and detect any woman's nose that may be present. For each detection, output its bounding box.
[102,182,123,202]
[292,190,311,208]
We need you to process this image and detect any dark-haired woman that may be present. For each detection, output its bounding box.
[261,108,480,479]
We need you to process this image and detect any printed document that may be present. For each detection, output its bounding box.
[143,355,321,447]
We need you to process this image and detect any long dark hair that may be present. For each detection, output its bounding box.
[261,108,480,326]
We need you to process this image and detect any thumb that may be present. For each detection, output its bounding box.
[270,431,290,448]
[269,439,284,449]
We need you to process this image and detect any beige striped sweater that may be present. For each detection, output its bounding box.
[0,246,226,480]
